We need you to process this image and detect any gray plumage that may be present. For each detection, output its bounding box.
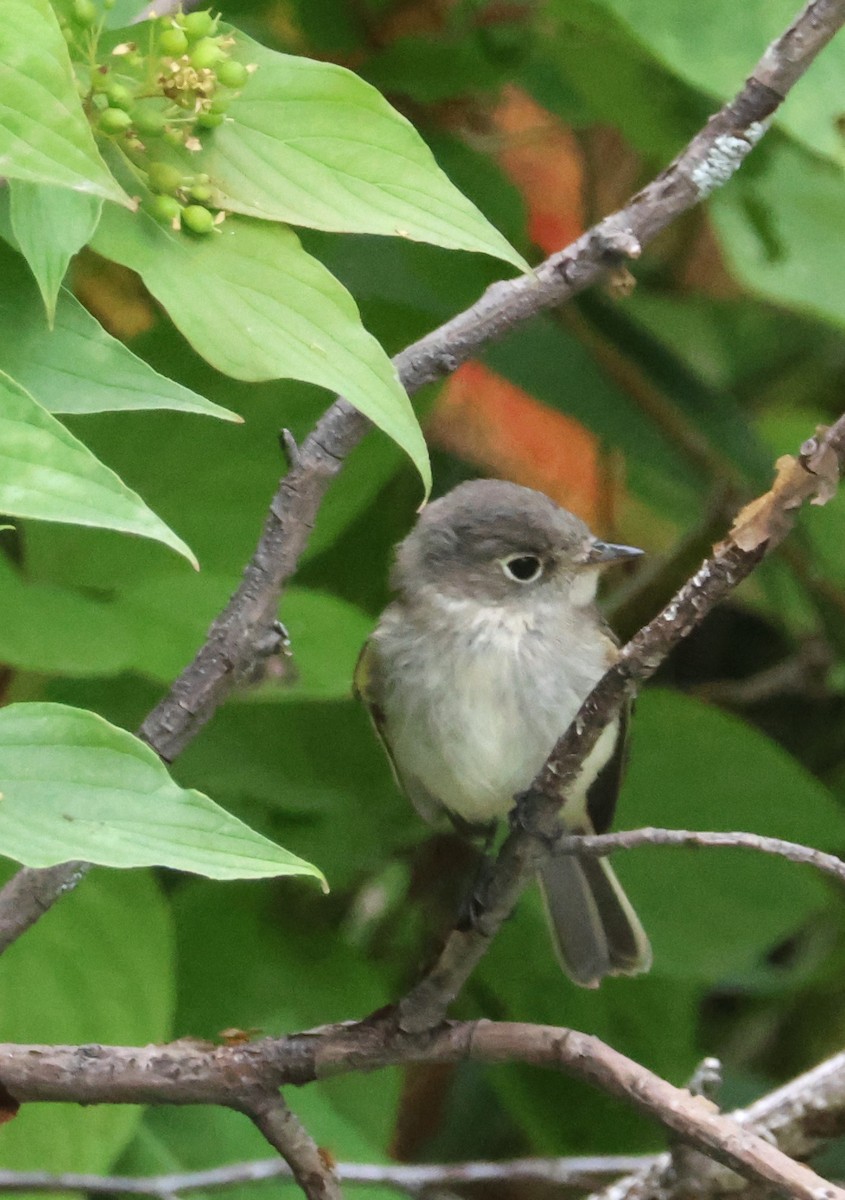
[355,479,651,986]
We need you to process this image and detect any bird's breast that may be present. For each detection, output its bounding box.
[376,597,613,826]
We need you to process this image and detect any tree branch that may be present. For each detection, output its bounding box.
[1,1021,843,1200]
[0,1155,656,1197]
[0,0,842,954]
[237,1092,341,1200]
[588,1049,845,1200]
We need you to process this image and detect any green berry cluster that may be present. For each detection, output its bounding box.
[64,4,254,234]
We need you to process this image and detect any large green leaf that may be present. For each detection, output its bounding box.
[0,702,326,886]
[0,864,173,1175]
[619,690,845,980]
[18,386,326,595]
[0,372,196,563]
[91,206,430,490]
[9,182,101,323]
[0,0,126,201]
[582,0,845,165]
[0,555,133,676]
[538,0,708,160]
[0,236,238,419]
[145,28,526,270]
[712,138,845,329]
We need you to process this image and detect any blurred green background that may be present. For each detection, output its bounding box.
[3,0,845,1192]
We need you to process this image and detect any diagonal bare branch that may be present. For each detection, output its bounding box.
[237,1091,341,1200]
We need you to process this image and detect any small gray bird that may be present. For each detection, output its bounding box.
[355,478,652,986]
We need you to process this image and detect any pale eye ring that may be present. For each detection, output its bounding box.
[501,554,544,583]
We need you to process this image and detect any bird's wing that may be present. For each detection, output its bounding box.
[353,637,445,826]
[584,696,631,835]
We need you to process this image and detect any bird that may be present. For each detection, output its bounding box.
[354,478,652,986]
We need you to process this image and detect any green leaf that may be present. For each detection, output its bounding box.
[619,690,845,981]
[0,702,326,887]
[9,181,101,323]
[0,864,173,1175]
[0,236,239,419]
[0,0,127,202]
[18,386,325,595]
[0,372,197,564]
[584,0,845,165]
[711,138,845,330]
[91,206,431,491]
[0,555,133,675]
[177,29,526,270]
[538,0,708,161]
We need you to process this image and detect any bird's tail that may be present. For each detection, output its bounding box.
[537,851,652,987]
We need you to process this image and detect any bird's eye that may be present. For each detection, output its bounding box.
[501,554,543,583]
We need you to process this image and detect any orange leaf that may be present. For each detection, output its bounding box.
[428,361,610,528]
[490,85,585,252]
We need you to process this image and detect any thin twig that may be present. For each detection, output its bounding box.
[0,1155,656,1197]
[555,828,845,886]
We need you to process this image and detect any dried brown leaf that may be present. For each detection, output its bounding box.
[802,431,840,506]
[728,455,818,551]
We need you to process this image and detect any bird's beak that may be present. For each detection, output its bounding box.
[584,540,644,566]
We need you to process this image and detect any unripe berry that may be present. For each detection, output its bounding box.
[181,204,215,234]
[71,0,97,26]
[159,27,188,56]
[196,110,225,128]
[183,11,216,40]
[216,60,248,89]
[189,182,212,202]
[147,161,184,194]
[189,37,224,70]
[98,107,133,134]
[149,194,182,223]
[104,81,134,110]
[132,106,167,136]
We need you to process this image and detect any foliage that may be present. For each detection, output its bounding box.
[1,0,845,1188]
